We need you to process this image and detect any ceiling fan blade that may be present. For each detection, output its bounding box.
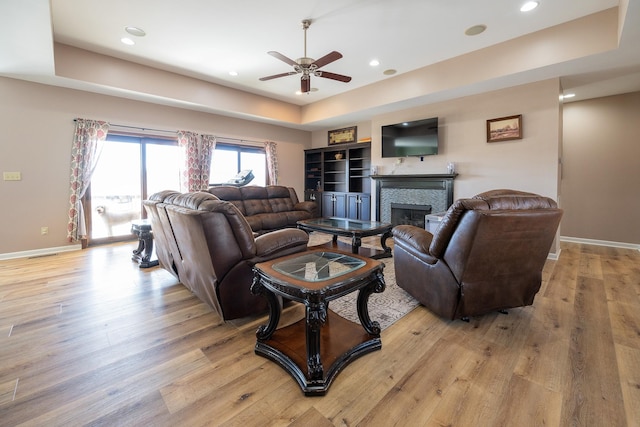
[267,51,298,67]
[317,71,352,83]
[301,77,311,93]
[311,51,343,69]
[259,71,298,81]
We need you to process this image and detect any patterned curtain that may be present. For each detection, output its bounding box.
[264,141,278,185]
[178,131,216,192]
[66,119,110,242]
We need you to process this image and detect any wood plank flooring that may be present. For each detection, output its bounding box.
[1,240,639,426]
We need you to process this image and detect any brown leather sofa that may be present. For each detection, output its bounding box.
[143,191,309,320]
[392,189,563,320]
[207,185,318,235]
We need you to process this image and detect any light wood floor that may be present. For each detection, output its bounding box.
[1,240,639,426]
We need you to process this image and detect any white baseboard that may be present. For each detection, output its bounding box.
[560,236,640,251]
[547,249,561,261]
[0,244,82,261]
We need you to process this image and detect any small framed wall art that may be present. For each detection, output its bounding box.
[486,114,522,142]
[328,126,357,145]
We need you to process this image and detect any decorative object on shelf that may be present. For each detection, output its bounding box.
[487,114,522,142]
[447,162,456,174]
[334,152,344,160]
[328,126,357,145]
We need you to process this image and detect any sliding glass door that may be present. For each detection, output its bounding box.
[86,134,181,244]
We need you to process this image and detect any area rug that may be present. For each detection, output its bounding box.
[307,232,420,330]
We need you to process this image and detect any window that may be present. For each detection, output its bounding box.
[210,143,266,186]
[86,134,181,244]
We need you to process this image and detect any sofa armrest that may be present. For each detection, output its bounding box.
[392,225,438,264]
[294,200,319,217]
[254,228,309,260]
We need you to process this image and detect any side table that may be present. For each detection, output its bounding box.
[251,248,385,395]
[131,220,159,268]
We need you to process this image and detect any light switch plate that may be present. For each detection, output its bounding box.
[3,171,22,181]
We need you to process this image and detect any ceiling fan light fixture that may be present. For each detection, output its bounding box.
[259,19,351,92]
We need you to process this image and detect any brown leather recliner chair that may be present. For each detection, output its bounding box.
[392,189,563,320]
[144,191,309,320]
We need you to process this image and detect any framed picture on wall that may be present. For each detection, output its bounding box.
[328,126,357,145]
[487,115,522,142]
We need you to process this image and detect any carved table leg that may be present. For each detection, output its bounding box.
[251,275,281,340]
[131,224,159,268]
[356,270,386,336]
[351,235,362,254]
[380,230,393,256]
[306,296,327,381]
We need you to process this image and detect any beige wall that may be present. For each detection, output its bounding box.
[562,92,640,245]
[313,78,562,207]
[0,77,311,255]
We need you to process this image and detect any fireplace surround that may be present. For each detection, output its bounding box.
[371,174,457,225]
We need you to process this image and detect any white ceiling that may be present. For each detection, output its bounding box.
[2,0,640,130]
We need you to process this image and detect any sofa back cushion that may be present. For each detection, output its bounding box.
[207,186,245,214]
[265,186,296,213]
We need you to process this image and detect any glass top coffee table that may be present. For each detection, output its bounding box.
[297,217,393,259]
[251,248,386,395]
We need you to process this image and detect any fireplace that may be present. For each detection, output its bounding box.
[372,174,456,226]
[391,203,432,228]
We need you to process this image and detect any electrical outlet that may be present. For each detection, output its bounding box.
[41,227,48,235]
[3,171,22,181]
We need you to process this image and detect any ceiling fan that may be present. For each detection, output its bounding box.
[259,19,352,94]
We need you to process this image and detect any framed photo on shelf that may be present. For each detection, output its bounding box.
[486,115,522,142]
[328,126,357,145]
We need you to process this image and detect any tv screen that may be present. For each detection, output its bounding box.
[382,117,439,158]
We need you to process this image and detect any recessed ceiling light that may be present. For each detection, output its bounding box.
[369,59,380,67]
[121,37,135,46]
[383,69,397,76]
[229,71,238,76]
[520,1,539,12]
[465,24,487,36]
[125,26,146,37]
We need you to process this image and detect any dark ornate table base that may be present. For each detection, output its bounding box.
[251,250,385,396]
[131,220,159,268]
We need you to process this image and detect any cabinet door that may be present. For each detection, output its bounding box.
[347,193,371,220]
[321,193,335,217]
[322,192,347,218]
[358,193,371,221]
[334,193,347,218]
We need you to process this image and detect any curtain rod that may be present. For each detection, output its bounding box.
[73,119,266,145]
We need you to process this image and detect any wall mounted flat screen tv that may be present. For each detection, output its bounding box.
[382,117,439,158]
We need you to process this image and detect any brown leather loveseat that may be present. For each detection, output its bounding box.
[207,185,318,235]
[143,191,309,320]
[392,189,563,320]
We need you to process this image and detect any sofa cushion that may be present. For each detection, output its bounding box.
[207,186,245,214]
[207,185,317,234]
